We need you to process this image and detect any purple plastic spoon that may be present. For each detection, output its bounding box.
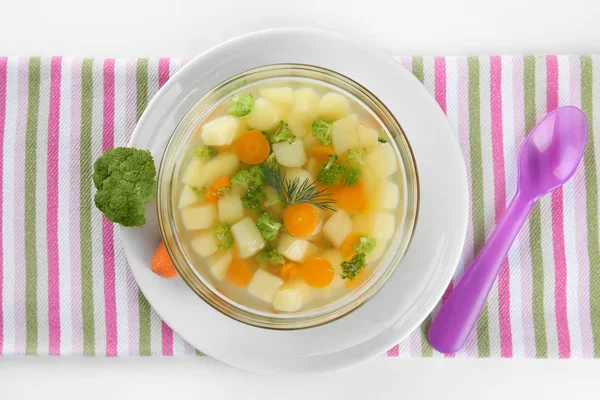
[429,106,588,354]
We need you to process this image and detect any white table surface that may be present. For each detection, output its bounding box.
[2,0,599,398]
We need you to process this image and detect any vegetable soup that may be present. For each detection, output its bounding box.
[174,80,404,314]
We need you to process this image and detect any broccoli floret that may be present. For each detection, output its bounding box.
[215,223,234,250]
[311,118,332,145]
[231,165,263,188]
[343,165,362,186]
[354,236,377,254]
[317,155,345,186]
[256,246,285,265]
[268,121,295,144]
[256,212,282,241]
[227,93,254,117]
[93,147,156,227]
[241,184,266,210]
[340,252,367,280]
[193,145,217,159]
[378,133,387,143]
[346,148,368,164]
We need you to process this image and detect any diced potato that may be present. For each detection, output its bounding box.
[259,87,293,107]
[322,249,344,289]
[272,279,312,312]
[357,123,381,149]
[319,92,350,120]
[200,115,245,146]
[178,185,198,209]
[244,97,283,131]
[305,157,320,179]
[180,204,217,230]
[365,143,397,178]
[204,250,233,281]
[302,133,320,151]
[277,233,317,262]
[332,114,360,154]
[264,186,283,216]
[352,214,372,234]
[376,179,399,210]
[199,152,240,187]
[287,113,309,138]
[367,239,388,263]
[284,168,312,185]
[322,210,353,248]
[248,269,284,303]
[292,88,320,121]
[361,165,379,196]
[231,217,266,258]
[218,193,244,224]
[371,212,395,240]
[180,158,205,188]
[272,140,306,167]
[191,230,219,257]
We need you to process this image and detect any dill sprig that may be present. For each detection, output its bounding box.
[260,162,337,212]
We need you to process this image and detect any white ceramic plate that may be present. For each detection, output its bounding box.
[122,28,468,375]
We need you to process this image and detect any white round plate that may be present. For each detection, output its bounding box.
[122,28,468,375]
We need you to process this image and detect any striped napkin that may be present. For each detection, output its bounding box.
[0,56,598,358]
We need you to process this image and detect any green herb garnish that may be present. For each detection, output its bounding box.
[241,184,266,211]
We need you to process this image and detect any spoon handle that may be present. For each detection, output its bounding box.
[428,190,535,353]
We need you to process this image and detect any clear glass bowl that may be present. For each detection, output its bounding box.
[156,64,419,330]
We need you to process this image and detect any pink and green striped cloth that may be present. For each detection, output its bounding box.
[0,56,598,358]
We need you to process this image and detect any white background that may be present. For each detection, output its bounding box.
[1,0,600,398]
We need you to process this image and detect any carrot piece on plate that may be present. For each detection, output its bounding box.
[150,241,178,278]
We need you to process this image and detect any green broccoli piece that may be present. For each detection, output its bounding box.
[311,118,332,145]
[231,165,263,189]
[256,246,285,265]
[215,223,234,250]
[343,165,362,186]
[340,252,367,280]
[191,187,206,203]
[317,155,345,186]
[346,148,368,164]
[227,93,254,117]
[378,134,387,143]
[256,212,282,241]
[93,147,156,227]
[268,121,295,144]
[193,145,217,159]
[354,236,377,254]
[241,184,266,210]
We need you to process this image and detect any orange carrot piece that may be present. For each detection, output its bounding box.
[310,145,336,163]
[205,176,231,202]
[302,257,334,288]
[346,268,367,288]
[330,183,366,211]
[283,203,320,238]
[226,257,252,287]
[235,130,270,164]
[150,241,178,279]
[339,232,364,260]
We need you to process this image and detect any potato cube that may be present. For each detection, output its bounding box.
[367,239,388,263]
[305,157,320,179]
[218,193,244,224]
[302,133,320,151]
[272,140,306,167]
[231,217,266,258]
[272,279,312,312]
[352,214,372,234]
[332,114,360,154]
[287,113,309,138]
[365,143,397,178]
[277,233,316,262]
[259,87,294,107]
[199,152,240,187]
[319,92,350,120]
[191,230,219,257]
[322,210,353,247]
[180,158,205,188]
[204,250,233,281]
[357,123,381,149]
[245,97,283,131]
[248,269,284,303]
[376,180,400,210]
[200,115,245,146]
[178,185,198,209]
[371,212,395,240]
[180,204,217,230]
[292,88,320,121]
[284,168,312,186]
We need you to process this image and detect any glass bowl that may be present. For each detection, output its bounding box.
[156,64,419,330]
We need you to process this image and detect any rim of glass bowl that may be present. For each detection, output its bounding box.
[157,64,420,330]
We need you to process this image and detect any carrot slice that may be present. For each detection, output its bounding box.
[150,241,178,278]
[205,176,231,203]
[330,183,366,211]
[226,257,252,287]
[283,203,320,238]
[235,130,270,165]
[279,262,301,281]
[310,145,336,163]
[346,268,367,288]
[302,257,334,288]
[340,232,364,260]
